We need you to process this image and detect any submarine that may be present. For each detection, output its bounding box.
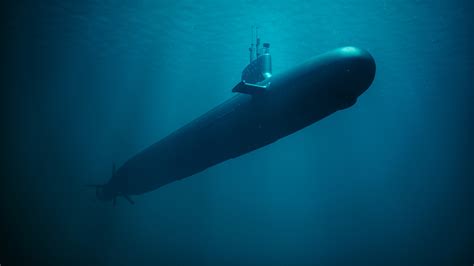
[90,33,376,205]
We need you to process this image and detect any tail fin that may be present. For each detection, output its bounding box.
[86,185,135,206]
[112,194,135,206]
[121,193,135,205]
[87,163,135,206]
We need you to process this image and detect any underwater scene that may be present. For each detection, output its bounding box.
[2,0,473,265]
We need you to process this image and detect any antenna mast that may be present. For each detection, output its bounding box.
[249,26,255,63]
[255,26,261,58]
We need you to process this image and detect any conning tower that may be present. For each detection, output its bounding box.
[241,27,272,85]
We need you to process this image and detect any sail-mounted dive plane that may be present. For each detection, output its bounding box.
[90,29,376,205]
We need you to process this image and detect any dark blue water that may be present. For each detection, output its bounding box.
[2,0,473,265]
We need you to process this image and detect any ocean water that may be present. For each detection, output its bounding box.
[1,0,473,265]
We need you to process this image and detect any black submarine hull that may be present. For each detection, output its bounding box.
[98,47,376,201]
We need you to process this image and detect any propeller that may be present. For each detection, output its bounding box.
[87,163,135,206]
